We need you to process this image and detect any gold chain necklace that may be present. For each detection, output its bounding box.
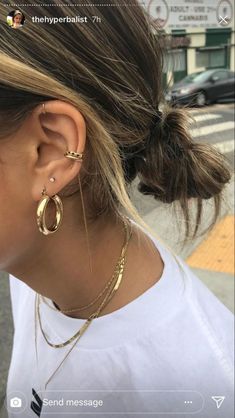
[40,217,130,314]
[37,218,131,348]
[34,217,132,390]
[40,267,117,313]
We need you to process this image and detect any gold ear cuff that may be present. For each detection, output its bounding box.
[64,151,83,161]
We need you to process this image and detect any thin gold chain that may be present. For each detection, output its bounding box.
[40,217,129,314]
[40,246,125,314]
[40,269,116,312]
[37,224,131,348]
[35,218,132,389]
[37,256,126,348]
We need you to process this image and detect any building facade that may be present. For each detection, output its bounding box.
[141,0,234,88]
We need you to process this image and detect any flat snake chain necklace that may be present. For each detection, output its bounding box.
[34,217,132,390]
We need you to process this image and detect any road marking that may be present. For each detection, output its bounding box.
[213,139,234,153]
[190,121,234,137]
[191,114,222,123]
[187,215,234,274]
[189,103,234,113]
[189,111,201,115]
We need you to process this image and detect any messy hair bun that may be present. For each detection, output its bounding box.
[123,106,231,238]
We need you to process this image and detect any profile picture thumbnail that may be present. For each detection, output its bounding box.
[7,10,25,29]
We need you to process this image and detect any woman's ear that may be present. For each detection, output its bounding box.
[31,100,86,201]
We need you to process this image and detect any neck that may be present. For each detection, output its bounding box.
[9,211,132,319]
[7,200,164,320]
[50,217,131,318]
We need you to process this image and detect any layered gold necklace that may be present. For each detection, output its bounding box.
[34,216,132,390]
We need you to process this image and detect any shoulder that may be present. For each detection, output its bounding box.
[137,222,234,371]
[154,248,234,380]
[182,262,234,363]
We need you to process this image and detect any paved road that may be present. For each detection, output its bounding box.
[0,102,234,417]
[189,102,234,169]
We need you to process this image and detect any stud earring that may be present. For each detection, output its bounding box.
[49,177,56,183]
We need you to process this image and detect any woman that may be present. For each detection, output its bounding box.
[0,2,233,418]
[11,10,24,29]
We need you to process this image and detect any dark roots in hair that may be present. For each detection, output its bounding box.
[123,107,232,239]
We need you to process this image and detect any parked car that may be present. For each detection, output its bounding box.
[165,69,235,107]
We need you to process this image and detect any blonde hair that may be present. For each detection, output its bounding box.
[0,1,231,265]
[13,10,23,17]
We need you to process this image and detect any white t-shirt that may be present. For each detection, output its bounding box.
[5,220,234,418]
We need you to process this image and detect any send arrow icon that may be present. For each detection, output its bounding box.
[211,396,225,409]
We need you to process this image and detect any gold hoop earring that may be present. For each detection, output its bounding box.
[37,188,63,235]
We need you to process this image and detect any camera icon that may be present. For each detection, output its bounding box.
[10,397,22,408]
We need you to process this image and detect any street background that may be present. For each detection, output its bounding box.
[0,102,234,417]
